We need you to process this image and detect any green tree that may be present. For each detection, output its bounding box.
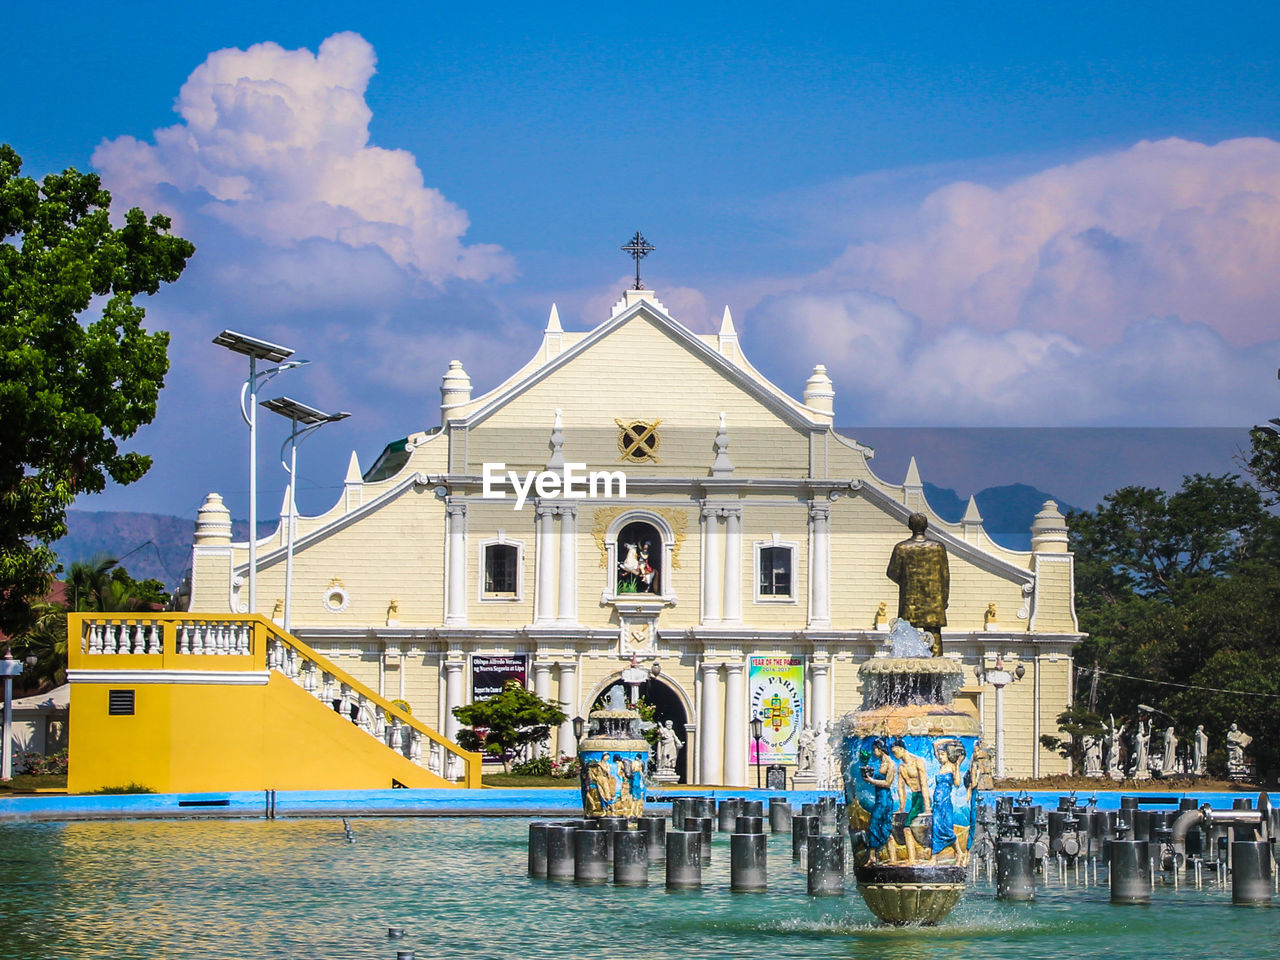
[452,680,568,773]
[1040,703,1105,771]
[1070,469,1280,778]
[0,145,193,637]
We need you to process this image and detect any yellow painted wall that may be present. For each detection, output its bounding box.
[67,674,448,794]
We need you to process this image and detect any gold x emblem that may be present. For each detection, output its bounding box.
[616,419,661,462]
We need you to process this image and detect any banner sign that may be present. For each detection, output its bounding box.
[471,654,528,700]
[748,656,804,763]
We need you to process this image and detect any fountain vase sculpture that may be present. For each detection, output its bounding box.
[840,656,980,925]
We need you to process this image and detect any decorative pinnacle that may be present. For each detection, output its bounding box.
[621,231,655,290]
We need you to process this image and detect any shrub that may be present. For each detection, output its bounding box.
[17,750,68,776]
[87,783,155,795]
[510,755,552,777]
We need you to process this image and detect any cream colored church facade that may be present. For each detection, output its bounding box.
[189,287,1083,783]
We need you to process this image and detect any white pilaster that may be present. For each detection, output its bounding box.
[808,502,831,627]
[702,506,722,623]
[557,660,578,758]
[723,661,747,786]
[699,661,723,785]
[443,657,465,778]
[533,659,554,756]
[557,505,577,623]
[445,502,467,625]
[810,654,831,731]
[723,507,742,623]
[534,503,556,624]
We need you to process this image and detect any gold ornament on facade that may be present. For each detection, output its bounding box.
[590,505,688,569]
[615,418,661,462]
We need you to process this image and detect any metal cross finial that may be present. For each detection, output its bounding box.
[621,231,655,290]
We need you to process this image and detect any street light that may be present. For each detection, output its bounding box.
[978,654,1025,781]
[572,715,585,741]
[1,648,22,781]
[260,397,350,632]
[213,330,306,615]
[750,715,764,789]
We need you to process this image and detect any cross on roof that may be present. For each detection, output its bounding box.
[621,231,655,290]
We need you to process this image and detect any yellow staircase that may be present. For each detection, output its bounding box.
[65,613,481,794]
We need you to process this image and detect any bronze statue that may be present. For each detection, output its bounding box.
[886,513,949,656]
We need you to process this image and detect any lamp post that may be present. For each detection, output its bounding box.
[977,655,1025,781]
[0,648,22,781]
[260,397,350,633]
[572,715,585,743]
[750,715,764,789]
[212,330,304,615]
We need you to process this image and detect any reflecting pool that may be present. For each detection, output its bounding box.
[0,818,1273,960]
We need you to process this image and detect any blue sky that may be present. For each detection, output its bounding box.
[6,1,1280,522]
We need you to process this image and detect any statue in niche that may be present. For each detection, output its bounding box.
[1226,723,1253,778]
[984,603,998,626]
[1082,733,1103,778]
[886,513,950,657]
[1193,724,1209,776]
[1160,726,1178,777]
[656,720,683,775]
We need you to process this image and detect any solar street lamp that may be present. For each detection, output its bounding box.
[212,330,306,614]
[260,397,349,633]
[750,715,764,789]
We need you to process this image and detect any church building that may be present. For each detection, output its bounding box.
[188,280,1083,784]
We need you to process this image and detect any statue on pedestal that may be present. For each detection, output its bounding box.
[1193,724,1208,776]
[1160,725,1178,777]
[1132,720,1151,781]
[1226,723,1253,779]
[1082,733,1103,778]
[1104,715,1124,781]
[885,513,950,657]
[655,720,683,778]
[796,725,817,778]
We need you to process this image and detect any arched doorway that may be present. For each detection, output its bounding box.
[594,674,690,783]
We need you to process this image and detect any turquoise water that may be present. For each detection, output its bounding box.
[0,818,1273,960]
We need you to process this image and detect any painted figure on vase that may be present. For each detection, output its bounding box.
[861,739,898,861]
[931,739,973,865]
[585,753,618,816]
[891,738,931,862]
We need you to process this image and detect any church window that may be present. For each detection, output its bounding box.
[483,543,520,598]
[755,542,796,601]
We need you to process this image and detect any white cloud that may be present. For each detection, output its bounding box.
[747,291,1277,426]
[93,32,511,286]
[814,138,1280,347]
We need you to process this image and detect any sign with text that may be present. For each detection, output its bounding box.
[748,656,805,763]
[471,654,528,700]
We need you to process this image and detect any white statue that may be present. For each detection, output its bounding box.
[1226,723,1253,778]
[1082,733,1103,778]
[796,726,817,776]
[1193,724,1208,776]
[813,725,834,790]
[656,720,683,775]
[1132,719,1151,781]
[1105,716,1125,781]
[1160,725,1178,777]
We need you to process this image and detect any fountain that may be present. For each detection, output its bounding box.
[577,687,651,818]
[839,513,980,925]
[839,622,980,924]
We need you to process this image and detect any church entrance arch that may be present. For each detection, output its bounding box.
[590,673,691,784]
